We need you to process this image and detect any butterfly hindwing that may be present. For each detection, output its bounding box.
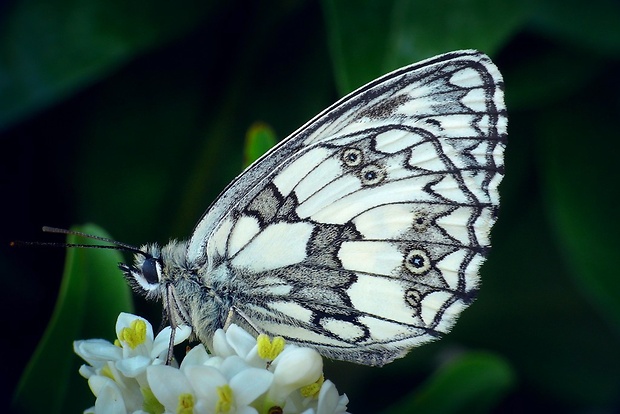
[184,50,506,366]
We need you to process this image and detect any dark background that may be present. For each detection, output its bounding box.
[3,0,620,412]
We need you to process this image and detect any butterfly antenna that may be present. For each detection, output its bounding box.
[11,226,146,256]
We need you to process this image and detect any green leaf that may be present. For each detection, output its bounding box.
[384,352,515,414]
[503,46,606,111]
[0,0,213,130]
[538,100,620,334]
[383,0,528,66]
[12,224,133,414]
[459,143,620,406]
[530,0,620,56]
[243,122,278,168]
[322,0,396,93]
[322,0,529,94]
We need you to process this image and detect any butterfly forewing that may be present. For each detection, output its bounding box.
[183,50,506,366]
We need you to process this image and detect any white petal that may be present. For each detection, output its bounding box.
[273,348,322,386]
[285,392,308,414]
[226,324,257,358]
[175,325,192,344]
[243,345,264,368]
[116,355,152,378]
[151,328,173,359]
[93,380,127,414]
[151,325,192,359]
[316,380,338,414]
[317,380,349,414]
[180,344,211,371]
[192,399,210,414]
[230,368,272,405]
[74,339,122,365]
[219,355,250,380]
[185,365,227,409]
[237,407,259,414]
[336,395,350,414]
[205,356,224,368]
[88,375,115,397]
[185,365,227,390]
[78,364,96,379]
[270,348,322,403]
[151,327,171,357]
[147,365,193,412]
[212,329,235,357]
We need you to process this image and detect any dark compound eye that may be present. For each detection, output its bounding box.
[359,164,386,186]
[342,148,363,167]
[141,257,160,284]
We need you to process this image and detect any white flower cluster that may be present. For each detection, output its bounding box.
[74,312,349,414]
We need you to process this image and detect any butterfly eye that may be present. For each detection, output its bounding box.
[404,249,431,275]
[141,257,161,284]
[359,164,386,186]
[341,148,363,167]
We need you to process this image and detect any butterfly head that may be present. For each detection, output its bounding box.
[119,244,164,300]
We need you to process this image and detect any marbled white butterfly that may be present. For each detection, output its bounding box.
[120,50,507,366]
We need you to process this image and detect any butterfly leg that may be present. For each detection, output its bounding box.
[224,305,263,336]
[163,284,194,364]
[165,327,175,365]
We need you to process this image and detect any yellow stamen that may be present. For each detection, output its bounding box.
[300,374,324,398]
[215,384,234,413]
[257,334,285,361]
[177,393,194,414]
[119,319,147,349]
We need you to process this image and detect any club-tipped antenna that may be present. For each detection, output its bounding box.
[11,226,147,256]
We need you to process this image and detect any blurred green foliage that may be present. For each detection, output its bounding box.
[12,225,132,413]
[383,352,515,414]
[243,122,278,169]
[3,0,620,412]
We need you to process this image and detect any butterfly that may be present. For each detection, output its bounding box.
[120,50,507,367]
